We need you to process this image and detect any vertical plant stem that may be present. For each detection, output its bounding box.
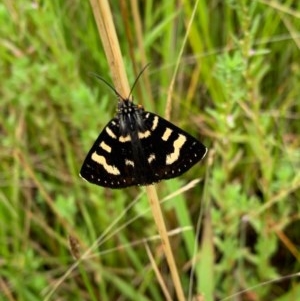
[146,185,186,301]
[89,0,130,96]
[89,0,186,300]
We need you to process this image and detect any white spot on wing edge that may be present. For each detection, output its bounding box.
[162,128,172,141]
[166,134,187,165]
[100,141,111,153]
[91,152,120,175]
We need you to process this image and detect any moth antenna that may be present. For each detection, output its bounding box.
[89,72,124,100]
[127,63,151,99]
[89,63,150,101]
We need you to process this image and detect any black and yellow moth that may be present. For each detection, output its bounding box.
[80,72,207,189]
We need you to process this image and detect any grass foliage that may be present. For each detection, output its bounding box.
[1,0,300,300]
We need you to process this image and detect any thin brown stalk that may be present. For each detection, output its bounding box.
[89,0,186,300]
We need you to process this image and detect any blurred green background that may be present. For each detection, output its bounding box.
[1,1,300,300]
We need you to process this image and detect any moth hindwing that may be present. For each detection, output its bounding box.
[80,96,207,189]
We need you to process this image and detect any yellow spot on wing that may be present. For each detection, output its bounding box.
[106,127,117,139]
[166,134,186,165]
[119,135,131,142]
[91,152,120,175]
[148,154,156,163]
[151,116,159,131]
[125,159,134,166]
[162,128,172,141]
[138,131,151,139]
[100,141,111,153]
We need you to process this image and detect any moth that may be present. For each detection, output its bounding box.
[80,70,207,189]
